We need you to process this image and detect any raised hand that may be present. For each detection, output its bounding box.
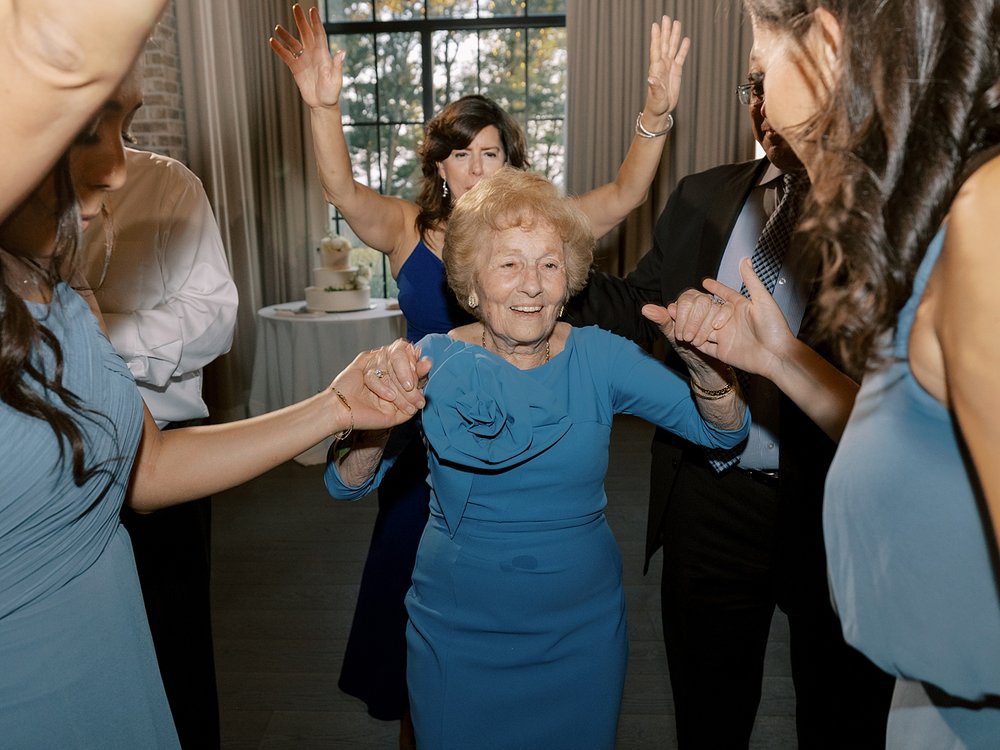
[269,3,345,109]
[642,16,691,119]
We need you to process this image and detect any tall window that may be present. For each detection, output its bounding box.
[320,0,567,297]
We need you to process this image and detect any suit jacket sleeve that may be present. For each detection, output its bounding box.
[562,186,688,349]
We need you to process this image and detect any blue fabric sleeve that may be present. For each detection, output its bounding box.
[587,328,750,449]
[323,445,399,501]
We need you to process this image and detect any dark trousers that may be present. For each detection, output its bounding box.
[123,422,220,749]
[659,459,892,749]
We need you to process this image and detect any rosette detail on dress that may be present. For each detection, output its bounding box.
[420,339,571,534]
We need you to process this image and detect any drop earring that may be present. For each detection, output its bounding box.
[559,304,565,318]
[468,292,478,309]
[442,181,450,199]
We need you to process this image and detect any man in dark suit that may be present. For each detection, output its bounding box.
[564,55,893,748]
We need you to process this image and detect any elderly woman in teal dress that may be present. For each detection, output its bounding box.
[325,168,750,749]
[271,8,692,740]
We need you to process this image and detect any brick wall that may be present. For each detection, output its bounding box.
[131,1,188,164]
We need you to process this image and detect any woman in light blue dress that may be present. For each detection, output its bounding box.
[0,73,420,748]
[326,169,750,748]
[655,1,1000,745]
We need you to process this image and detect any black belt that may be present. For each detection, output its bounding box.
[740,468,780,486]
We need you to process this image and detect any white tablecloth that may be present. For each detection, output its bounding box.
[248,298,406,464]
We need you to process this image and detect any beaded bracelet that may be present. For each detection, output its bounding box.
[635,111,674,138]
[330,385,354,441]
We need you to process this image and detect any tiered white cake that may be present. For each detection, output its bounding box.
[305,235,371,312]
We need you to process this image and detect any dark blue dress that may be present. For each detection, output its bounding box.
[0,284,179,748]
[825,231,1000,746]
[337,239,473,719]
[327,327,749,748]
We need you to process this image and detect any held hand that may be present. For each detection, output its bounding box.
[642,303,728,381]
[664,288,734,348]
[688,258,797,379]
[361,339,429,414]
[329,347,432,434]
[269,3,345,109]
[643,16,691,119]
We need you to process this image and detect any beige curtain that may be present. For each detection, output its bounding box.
[566,0,754,274]
[174,0,327,420]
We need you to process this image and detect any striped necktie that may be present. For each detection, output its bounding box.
[706,169,809,473]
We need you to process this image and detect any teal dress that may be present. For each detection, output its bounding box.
[327,326,749,749]
[825,231,1000,747]
[0,284,179,748]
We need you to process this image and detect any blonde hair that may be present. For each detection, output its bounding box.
[443,168,594,316]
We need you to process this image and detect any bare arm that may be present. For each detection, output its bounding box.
[270,4,417,257]
[656,258,858,441]
[0,0,166,220]
[934,153,1000,547]
[127,348,430,510]
[571,17,690,239]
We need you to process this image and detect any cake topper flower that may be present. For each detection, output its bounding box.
[319,233,352,268]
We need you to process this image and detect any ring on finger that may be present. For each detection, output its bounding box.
[373,368,385,379]
[292,48,305,59]
[711,295,726,306]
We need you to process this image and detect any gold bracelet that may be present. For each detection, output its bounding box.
[330,385,354,441]
[635,111,674,138]
[690,369,737,400]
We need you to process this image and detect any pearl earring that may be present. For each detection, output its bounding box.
[468,293,478,309]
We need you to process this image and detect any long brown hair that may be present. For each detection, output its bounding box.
[0,158,110,485]
[744,0,1000,375]
[415,94,529,238]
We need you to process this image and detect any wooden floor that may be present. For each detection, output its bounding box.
[212,415,797,749]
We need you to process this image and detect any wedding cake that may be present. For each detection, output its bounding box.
[305,234,372,312]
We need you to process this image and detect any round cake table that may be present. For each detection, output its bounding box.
[248,298,407,464]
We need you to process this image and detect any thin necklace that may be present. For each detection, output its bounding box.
[482,326,550,363]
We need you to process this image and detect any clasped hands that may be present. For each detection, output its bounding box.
[349,340,430,420]
[642,256,796,382]
[326,343,429,437]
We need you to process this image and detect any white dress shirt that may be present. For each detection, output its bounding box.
[84,148,238,427]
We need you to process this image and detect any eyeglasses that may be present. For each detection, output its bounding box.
[736,81,764,106]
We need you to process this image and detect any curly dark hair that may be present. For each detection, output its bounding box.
[0,157,109,485]
[415,94,530,238]
[744,0,1000,376]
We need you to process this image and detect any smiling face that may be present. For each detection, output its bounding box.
[475,221,567,359]
[436,125,507,201]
